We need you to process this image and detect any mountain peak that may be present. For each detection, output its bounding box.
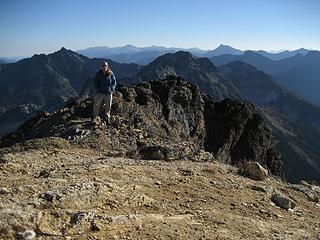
[174,50,194,57]
[58,47,75,55]
[30,53,47,61]
[243,50,267,58]
[50,47,72,56]
[49,47,89,62]
[217,44,232,49]
[205,44,243,57]
[150,51,195,64]
[123,44,139,49]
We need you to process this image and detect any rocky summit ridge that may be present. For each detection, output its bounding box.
[1,77,319,239]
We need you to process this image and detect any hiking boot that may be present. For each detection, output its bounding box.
[91,116,101,125]
[104,117,111,125]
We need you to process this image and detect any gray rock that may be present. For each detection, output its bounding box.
[0,187,10,194]
[0,156,8,164]
[311,185,320,195]
[41,191,62,203]
[155,181,162,186]
[251,185,268,193]
[291,184,319,203]
[38,169,50,178]
[21,230,36,240]
[271,191,296,210]
[69,211,86,225]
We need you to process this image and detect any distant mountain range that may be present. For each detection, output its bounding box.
[254,48,309,61]
[0,57,26,63]
[211,50,320,106]
[1,48,320,183]
[77,44,313,65]
[77,44,207,65]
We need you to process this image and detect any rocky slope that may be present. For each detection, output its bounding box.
[1,78,320,239]
[0,134,319,239]
[259,108,320,183]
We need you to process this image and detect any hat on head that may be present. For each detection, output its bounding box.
[102,61,108,67]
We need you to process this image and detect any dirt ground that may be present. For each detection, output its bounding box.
[0,141,319,239]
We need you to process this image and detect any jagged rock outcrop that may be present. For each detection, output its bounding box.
[0,76,282,176]
[218,60,320,183]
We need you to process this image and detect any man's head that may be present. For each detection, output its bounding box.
[102,61,108,73]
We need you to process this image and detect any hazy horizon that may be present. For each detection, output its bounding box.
[0,44,316,59]
[1,0,319,57]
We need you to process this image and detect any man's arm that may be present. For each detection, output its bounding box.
[111,73,117,92]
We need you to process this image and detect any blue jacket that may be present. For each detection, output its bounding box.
[94,70,117,94]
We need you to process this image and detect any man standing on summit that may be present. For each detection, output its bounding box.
[93,61,117,124]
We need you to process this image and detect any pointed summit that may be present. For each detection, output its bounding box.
[204,44,243,57]
[148,51,202,69]
[137,51,242,101]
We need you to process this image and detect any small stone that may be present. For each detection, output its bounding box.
[251,185,268,193]
[14,187,24,193]
[259,209,268,214]
[136,223,143,231]
[21,230,36,240]
[105,198,120,208]
[42,192,54,202]
[230,202,236,210]
[155,181,162,186]
[0,157,8,164]
[41,191,61,203]
[105,182,115,189]
[38,169,50,178]
[275,213,283,218]
[133,185,141,190]
[300,180,310,187]
[0,187,10,194]
[69,211,85,225]
[179,169,194,176]
[91,220,102,231]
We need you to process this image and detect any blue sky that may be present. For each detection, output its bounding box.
[1,0,320,57]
